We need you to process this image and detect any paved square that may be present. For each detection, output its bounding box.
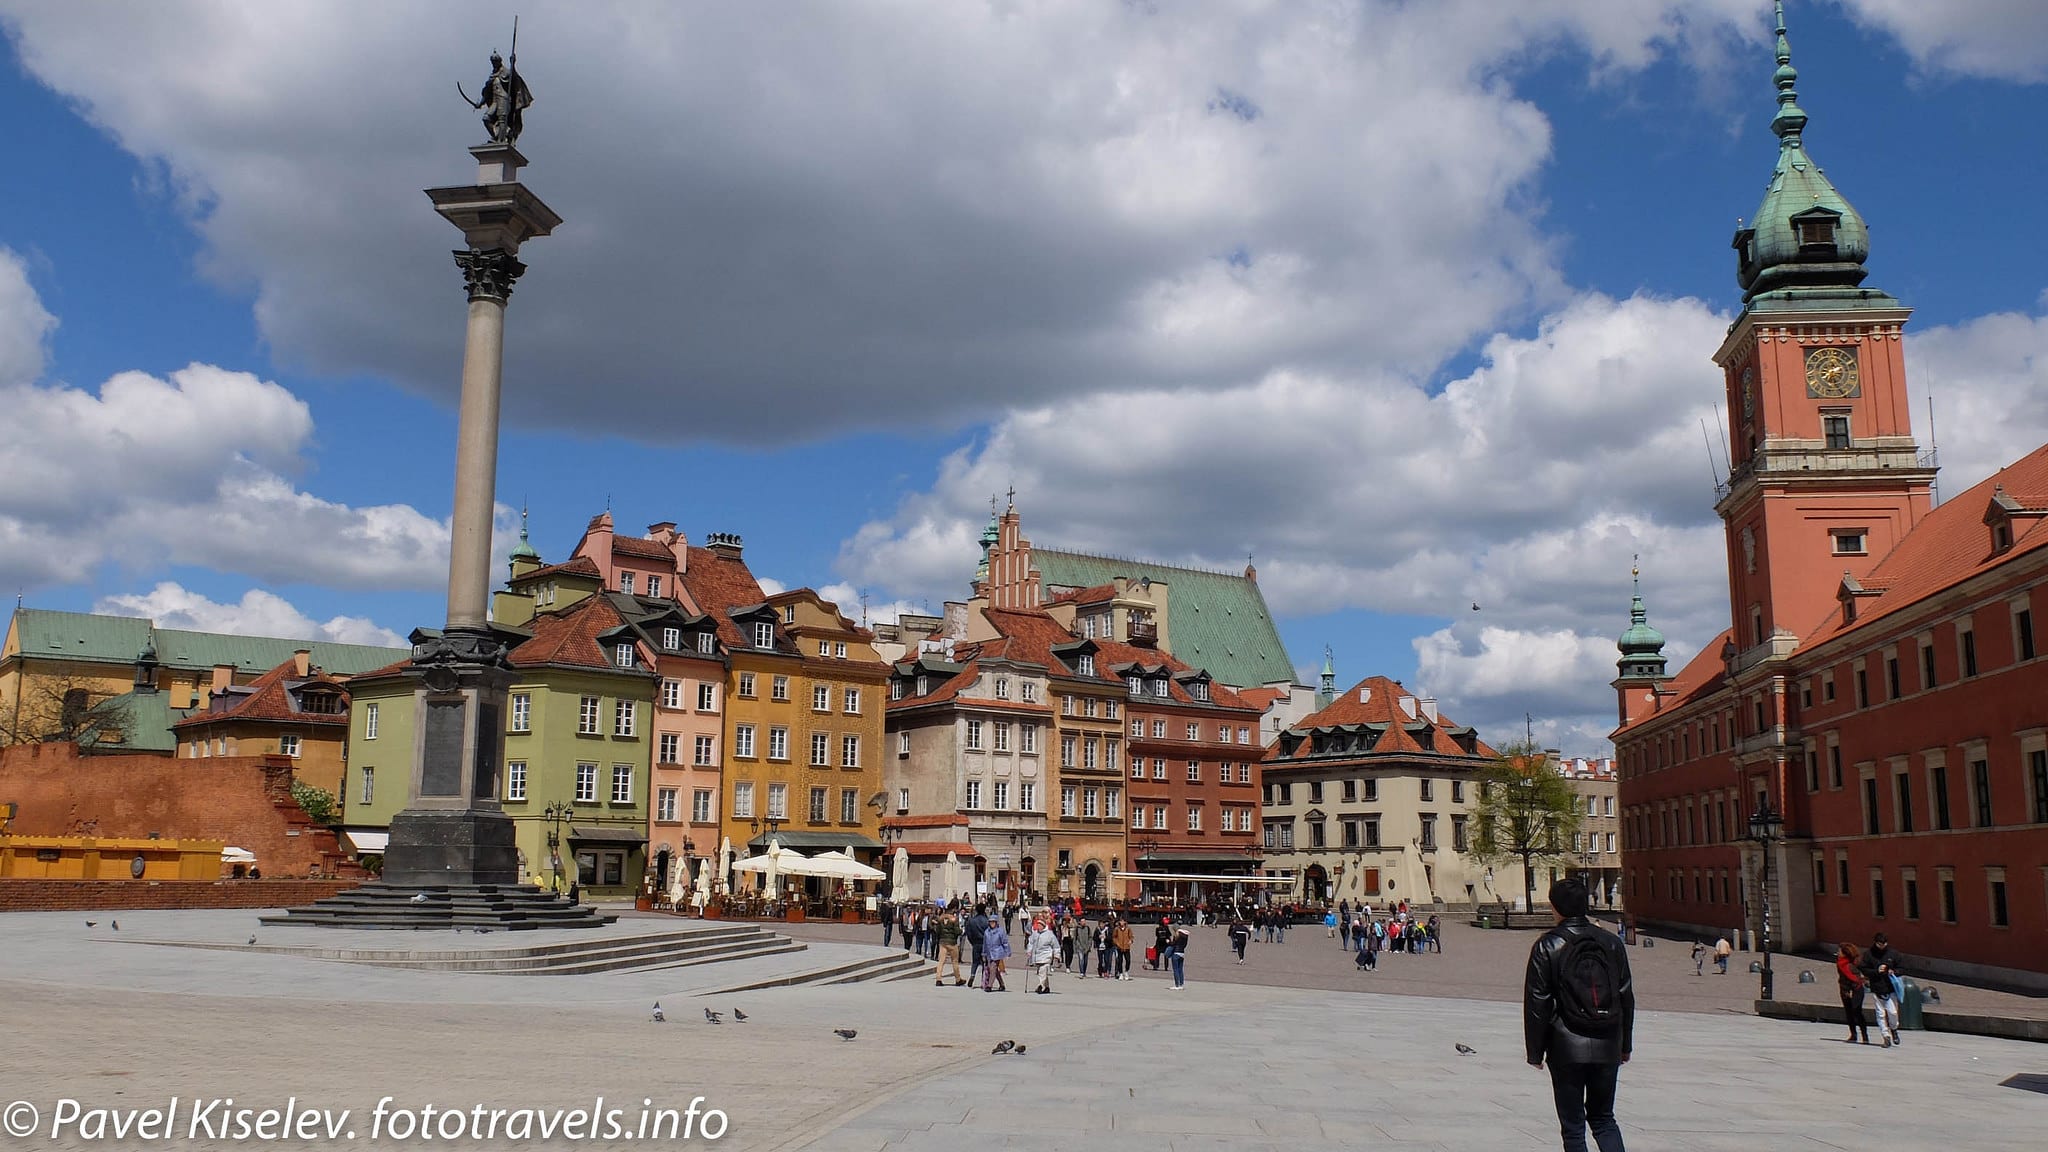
[0,911,2039,1151]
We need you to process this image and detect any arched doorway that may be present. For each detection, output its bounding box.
[1305,864,1329,902]
[1083,863,1104,903]
[1019,856,1036,900]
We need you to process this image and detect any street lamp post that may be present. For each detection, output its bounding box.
[541,802,574,894]
[1747,801,1783,1001]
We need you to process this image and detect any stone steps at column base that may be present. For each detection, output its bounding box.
[692,951,931,996]
[257,881,615,930]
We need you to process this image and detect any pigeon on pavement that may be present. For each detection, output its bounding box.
[705,1009,723,1024]
[111,920,120,931]
[1012,1044,1026,1055]
[1455,1043,1476,1055]
[732,1008,748,1022]
[247,936,257,945]
[651,1002,666,1023]
[834,1029,857,1041]
[85,921,97,928]
[409,892,431,904]
[991,1040,1015,1055]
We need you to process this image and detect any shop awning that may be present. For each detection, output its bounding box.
[570,825,647,845]
[743,831,883,852]
[341,830,388,854]
[1135,850,1264,864]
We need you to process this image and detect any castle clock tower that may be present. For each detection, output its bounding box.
[1713,2,1935,657]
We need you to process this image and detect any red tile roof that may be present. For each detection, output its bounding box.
[978,606,1257,713]
[514,555,602,584]
[1235,687,1284,711]
[1613,628,1732,737]
[611,536,676,561]
[173,658,350,729]
[894,841,983,858]
[510,594,632,671]
[1804,445,2048,647]
[1047,582,1118,606]
[1269,675,1494,760]
[679,545,771,648]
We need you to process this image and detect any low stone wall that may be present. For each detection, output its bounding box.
[0,879,357,912]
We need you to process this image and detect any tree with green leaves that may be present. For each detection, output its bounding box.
[1467,742,1584,915]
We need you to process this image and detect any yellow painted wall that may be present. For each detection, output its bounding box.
[0,835,225,880]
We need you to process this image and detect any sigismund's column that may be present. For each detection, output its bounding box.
[379,115,561,890]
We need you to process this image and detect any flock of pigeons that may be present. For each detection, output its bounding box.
[649,1002,1027,1053]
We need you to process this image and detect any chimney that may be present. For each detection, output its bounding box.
[706,532,744,561]
[1419,696,1437,723]
[210,664,234,694]
[1398,695,1418,720]
[292,649,312,677]
[1357,686,1371,704]
[646,522,678,546]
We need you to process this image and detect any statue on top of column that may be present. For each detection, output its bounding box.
[460,29,532,146]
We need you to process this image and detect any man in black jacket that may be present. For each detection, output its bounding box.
[1524,877,1633,1152]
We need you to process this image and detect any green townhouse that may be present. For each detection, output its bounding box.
[339,593,656,900]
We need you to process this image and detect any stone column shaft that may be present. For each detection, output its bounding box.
[446,294,507,632]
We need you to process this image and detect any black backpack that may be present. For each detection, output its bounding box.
[1554,934,1623,1036]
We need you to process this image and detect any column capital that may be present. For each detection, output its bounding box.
[453,246,527,302]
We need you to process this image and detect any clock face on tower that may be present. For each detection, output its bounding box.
[1805,346,1860,398]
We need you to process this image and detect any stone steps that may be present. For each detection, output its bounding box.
[141,924,806,976]
[258,881,614,930]
[692,950,930,995]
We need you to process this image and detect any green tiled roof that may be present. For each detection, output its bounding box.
[10,609,408,676]
[82,689,195,754]
[1028,550,1296,688]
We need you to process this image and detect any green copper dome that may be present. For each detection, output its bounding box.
[1616,566,1667,680]
[1732,2,1871,302]
[509,507,541,563]
[973,506,1000,584]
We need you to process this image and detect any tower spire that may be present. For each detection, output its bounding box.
[1770,1,1807,143]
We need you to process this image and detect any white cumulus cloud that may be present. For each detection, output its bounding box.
[95,583,405,648]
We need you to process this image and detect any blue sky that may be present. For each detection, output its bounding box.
[3,2,2045,752]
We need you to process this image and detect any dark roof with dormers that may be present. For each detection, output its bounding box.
[977,607,1257,714]
[172,658,352,730]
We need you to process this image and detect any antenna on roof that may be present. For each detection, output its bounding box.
[1926,392,1941,507]
[1714,402,1732,478]
[1699,417,1723,494]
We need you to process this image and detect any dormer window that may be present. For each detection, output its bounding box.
[890,680,904,700]
[1190,681,1210,702]
[1151,678,1168,698]
[1127,674,1143,696]
[1076,655,1095,677]
[619,572,635,594]
[916,676,929,696]
[1992,520,2014,553]
[1795,215,1836,248]
[696,632,716,654]
[662,627,680,650]
[753,621,774,649]
[616,643,636,668]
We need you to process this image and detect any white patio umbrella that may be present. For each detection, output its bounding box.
[892,846,909,898]
[942,850,960,903]
[718,836,733,896]
[666,854,690,907]
[693,854,712,907]
[765,836,781,895]
[810,850,884,882]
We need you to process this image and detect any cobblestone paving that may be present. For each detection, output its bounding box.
[0,911,2039,1152]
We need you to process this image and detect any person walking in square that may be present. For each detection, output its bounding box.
[1860,932,1904,1048]
[1152,917,1172,970]
[980,914,1011,992]
[1167,921,1192,989]
[1836,942,1871,1044]
[1712,936,1732,975]
[965,902,990,987]
[1229,914,1251,964]
[933,905,967,986]
[1524,877,1633,1152]
[1073,916,1097,978]
[1027,918,1060,994]
[1112,917,1134,979]
[1690,940,1706,976]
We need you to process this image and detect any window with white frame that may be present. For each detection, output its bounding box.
[844,688,860,714]
[1151,679,1167,698]
[1104,699,1117,719]
[813,684,830,711]
[1152,719,1166,739]
[578,695,600,734]
[841,734,860,767]
[659,733,680,763]
[1083,788,1100,817]
[818,640,830,657]
[896,787,910,813]
[1186,723,1200,741]
[768,726,789,760]
[1021,682,1038,703]
[1084,737,1099,770]
[993,780,1010,810]
[1236,726,1250,745]
[771,675,790,702]
[657,788,678,822]
[1238,763,1253,783]
[1130,718,1144,737]
[647,575,663,599]
[361,766,374,804]
[1019,782,1036,811]
[897,731,911,757]
[619,572,635,594]
[811,732,829,766]
[737,672,757,698]
[993,722,1010,752]
[612,764,633,804]
[1130,754,1143,779]
[766,782,787,820]
[1105,738,1121,773]
[697,682,717,711]
[966,779,983,809]
[693,735,715,766]
[1061,695,1074,716]
[1127,674,1143,696]
[661,679,683,709]
[1132,806,1144,828]
[891,680,903,700]
[1187,760,1201,783]
[692,789,712,823]
[809,786,827,822]
[833,642,847,659]
[993,677,1010,700]
[614,700,637,737]
[966,720,985,751]
[365,702,381,740]
[278,734,300,758]
[1106,790,1122,819]
[753,621,774,649]
[696,632,715,655]
[1078,655,1096,676]
[1021,724,1037,754]
[1083,697,1097,717]
[1152,758,1167,780]
[506,760,526,801]
[732,781,754,818]
[1152,806,1168,830]
[616,642,636,669]
[1061,786,1076,817]
[840,788,858,823]
[1061,735,1076,769]
[734,724,756,758]
[662,626,680,650]
[575,762,598,803]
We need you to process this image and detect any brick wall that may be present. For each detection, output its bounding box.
[0,743,363,878]
[0,878,357,911]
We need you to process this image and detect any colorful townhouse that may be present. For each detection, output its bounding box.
[342,592,654,899]
[1613,6,2048,987]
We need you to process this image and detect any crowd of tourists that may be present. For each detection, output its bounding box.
[1325,898,1442,971]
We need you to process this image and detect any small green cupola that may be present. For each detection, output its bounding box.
[508,505,542,575]
[1318,645,1336,708]
[1731,1,1872,302]
[1616,564,1667,681]
[972,501,1001,587]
